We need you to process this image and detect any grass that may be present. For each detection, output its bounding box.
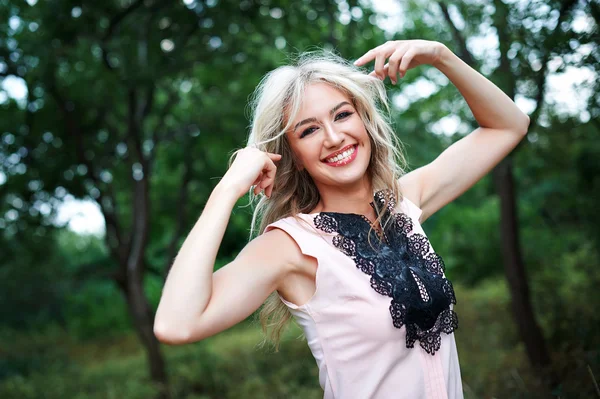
[1,280,598,398]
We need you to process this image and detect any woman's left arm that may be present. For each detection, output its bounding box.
[355,41,530,222]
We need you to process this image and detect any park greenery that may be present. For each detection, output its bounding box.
[1,0,599,398]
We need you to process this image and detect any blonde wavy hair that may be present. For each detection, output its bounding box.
[241,51,408,350]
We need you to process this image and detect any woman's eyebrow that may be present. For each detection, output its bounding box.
[293,101,351,131]
[329,101,351,116]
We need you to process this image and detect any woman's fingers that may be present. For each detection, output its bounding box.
[354,41,390,66]
[267,152,282,161]
[242,149,280,198]
[265,182,274,198]
[359,41,424,84]
[369,65,390,81]
[353,49,376,67]
[373,51,387,80]
[377,42,398,79]
[223,147,282,200]
[252,172,263,187]
[388,46,408,83]
[398,49,416,78]
[263,158,277,198]
[366,47,410,84]
[252,156,278,197]
[387,52,401,82]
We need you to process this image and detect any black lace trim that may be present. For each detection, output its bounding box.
[313,189,458,355]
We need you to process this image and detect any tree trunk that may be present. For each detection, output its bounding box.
[488,0,555,385]
[122,272,170,399]
[493,157,554,385]
[120,153,170,397]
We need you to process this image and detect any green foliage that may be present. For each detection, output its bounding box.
[1,277,598,398]
[426,191,504,285]
[0,228,69,329]
[0,324,71,380]
[1,0,599,397]
[63,279,132,339]
[0,323,322,399]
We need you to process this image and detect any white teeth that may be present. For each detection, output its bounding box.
[326,146,355,163]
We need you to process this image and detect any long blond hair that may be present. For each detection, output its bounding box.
[243,51,408,349]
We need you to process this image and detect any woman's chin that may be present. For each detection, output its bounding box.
[315,164,370,187]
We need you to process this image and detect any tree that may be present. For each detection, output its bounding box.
[390,0,594,389]
[0,0,384,395]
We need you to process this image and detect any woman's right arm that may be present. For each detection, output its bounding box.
[153,148,297,344]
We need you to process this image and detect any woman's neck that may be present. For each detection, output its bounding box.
[311,178,376,217]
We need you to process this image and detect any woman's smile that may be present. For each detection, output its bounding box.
[287,82,372,190]
[322,144,358,167]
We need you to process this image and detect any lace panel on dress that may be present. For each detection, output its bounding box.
[313,189,458,355]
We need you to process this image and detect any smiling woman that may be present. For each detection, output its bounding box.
[244,53,407,231]
[286,83,373,192]
[155,41,529,399]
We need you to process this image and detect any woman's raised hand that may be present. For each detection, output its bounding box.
[220,147,281,200]
[354,40,447,84]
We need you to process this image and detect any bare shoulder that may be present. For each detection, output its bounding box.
[237,226,306,282]
[399,168,436,223]
[169,226,308,342]
[398,169,424,207]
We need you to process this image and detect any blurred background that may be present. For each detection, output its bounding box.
[0,0,598,398]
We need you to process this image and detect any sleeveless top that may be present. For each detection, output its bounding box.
[264,190,463,399]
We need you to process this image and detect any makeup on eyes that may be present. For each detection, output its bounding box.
[299,110,354,138]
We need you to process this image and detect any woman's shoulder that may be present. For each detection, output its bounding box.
[398,194,423,223]
[240,223,306,277]
[262,213,328,260]
[262,212,319,241]
[397,174,426,223]
[264,213,316,231]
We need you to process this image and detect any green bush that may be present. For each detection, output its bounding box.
[1,256,598,398]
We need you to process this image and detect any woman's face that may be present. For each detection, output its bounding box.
[286,82,372,189]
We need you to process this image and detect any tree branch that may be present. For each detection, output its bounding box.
[124,86,151,278]
[528,0,578,132]
[126,177,150,276]
[103,0,146,42]
[436,1,478,68]
[127,88,145,164]
[141,84,156,121]
[492,0,516,99]
[100,0,146,72]
[149,88,179,160]
[47,75,123,262]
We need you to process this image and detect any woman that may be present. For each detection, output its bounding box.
[154,40,529,398]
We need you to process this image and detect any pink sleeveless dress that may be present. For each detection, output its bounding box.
[264,191,463,399]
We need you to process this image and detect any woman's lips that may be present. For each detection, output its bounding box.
[323,144,358,167]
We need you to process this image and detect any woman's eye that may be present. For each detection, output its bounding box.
[300,126,318,138]
[335,111,353,121]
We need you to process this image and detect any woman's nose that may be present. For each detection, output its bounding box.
[323,124,344,147]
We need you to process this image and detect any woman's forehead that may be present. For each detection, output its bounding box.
[303,83,348,103]
[294,83,352,118]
